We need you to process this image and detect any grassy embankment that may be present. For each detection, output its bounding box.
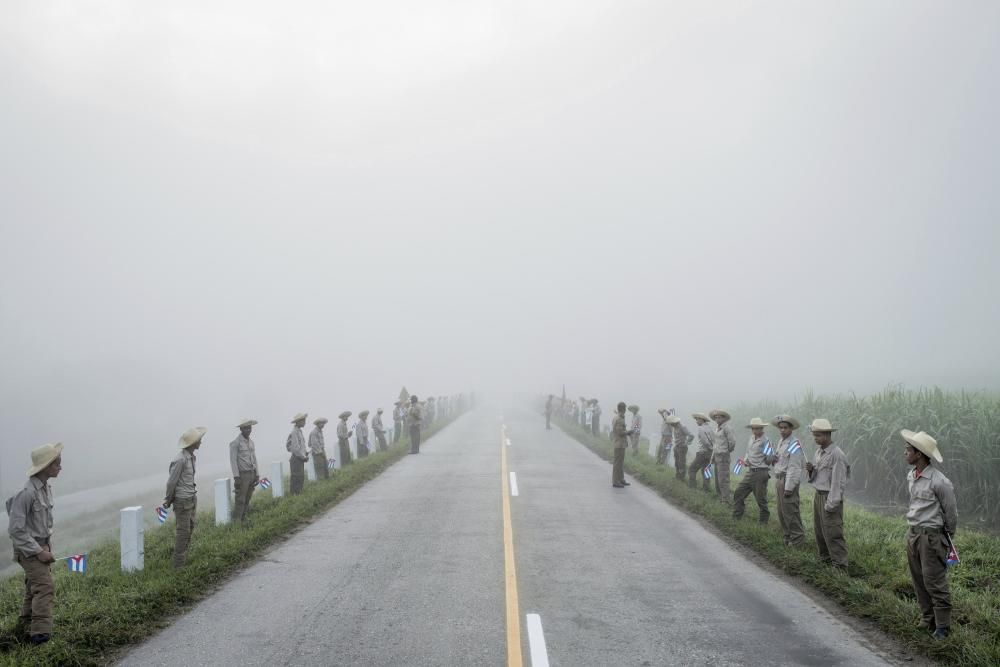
[0,414,462,666]
[556,418,1000,667]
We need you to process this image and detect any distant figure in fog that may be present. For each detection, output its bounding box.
[166,427,204,568]
[407,396,423,454]
[337,412,354,467]
[356,410,371,459]
[669,414,692,480]
[611,402,635,488]
[627,405,642,455]
[656,409,672,465]
[373,408,388,452]
[591,399,602,436]
[771,415,805,546]
[309,418,329,479]
[230,419,260,523]
[287,413,309,494]
[545,394,553,429]
[688,413,714,491]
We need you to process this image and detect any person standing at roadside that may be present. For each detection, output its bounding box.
[611,402,636,488]
[627,405,642,455]
[230,419,260,523]
[901,429,958,640]
[287,413,309,494]
[771,415,805,546]
[356,410,371,459]
[393,401,404,444]
[710,409,736,504]
[591,399,602,436]
[806,419,849,570]
[165,427,204,568]
[732,418,772,523]
[337,411,354,466]
[309,418,329,479]
[373,408,389,452]
[545,395,554,430]
[7,443,63,646]
[407,395,423,454]
[688,413,714,490]
[656,409,673,465]
[668,415,693,481]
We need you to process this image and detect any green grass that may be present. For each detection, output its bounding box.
[0,416,461,666]
[557,418,1000,667]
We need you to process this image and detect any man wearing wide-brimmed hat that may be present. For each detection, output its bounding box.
[356,410,371,459]
[655,409,673,466]
[406,396,423,454]
[337,412,354,466]
[771,415,806,546]
[669,415,694,481]
[309,418,330,480]
[805,419,849,570]
[166,427,205,568]
[627,405,642,456]
[287,413,309,495]
[392,401,405,444]
[709,409,737,504]
[230,419,260,523]
[611,402,637,488]
[373,409,389,452]
[901,429,958,640]
[688,413,715,491]
[733,418,773,523]
[7,443,63,645]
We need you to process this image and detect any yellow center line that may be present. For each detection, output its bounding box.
[501,426,523,667]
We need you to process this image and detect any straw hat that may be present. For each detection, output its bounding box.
[901,430,943,463]
[666,416,681,425]
[627,405,639,413]
[808,418,837,433]
[27,443,63,477]
[339,411,352,420]
[290,412,308,424]
[746,417,768,429]
[236,419,258,428]
[771,414,801,430]
[376,408,384,414]
[178,427,207,449]
[692,412,710,422]
[359,410,370,418]
[313,418,328,426]
[709,409,731,422]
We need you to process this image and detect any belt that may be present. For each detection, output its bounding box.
[909,526,944,535]
[751,467,769,472]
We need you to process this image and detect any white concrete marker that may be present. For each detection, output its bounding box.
[270,461,285,497]
[506,438,511,447]
[120,506,144,572]
[526,614,550,667]
[509,472,519,497]
[214,478,231,525]
[306,460,317,481]
[648,439,657,458]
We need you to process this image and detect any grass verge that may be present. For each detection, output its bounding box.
[0,415,463,666]
[557,419,1000,667]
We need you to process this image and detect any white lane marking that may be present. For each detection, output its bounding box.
[505,438,511,447]
[509,472,519,497]
[526,614,550,667]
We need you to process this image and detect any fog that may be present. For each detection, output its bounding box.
[2,1,999,495]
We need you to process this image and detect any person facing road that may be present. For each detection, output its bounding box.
[710,409,736,504]
[165,427,204,568]
[688,412,714,491]
[407,396,423,454]
[230,419,260,524]
[287,413,309,494]
[732,418,771,523]
[309,418,329,479]
[337,411,354,466]
[806,418,849,570]
[611,402,635,488]
[771,415,805,546]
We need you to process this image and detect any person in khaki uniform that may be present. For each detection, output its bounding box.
[337,411,354,466]
[407,396,423,454]
[806,419,849,570]
[309,418,329,479]
[627,405,642,455]
[611,402,636,488]
[771,415,805,546]
[356,410,371,459]
[655,409,672,465]
[688,413,714,491]
[230,419,260,523]
[373,409,389,452]
[669,415,693,481]
[392,401,404,444]
[732,418,772,523]
[591,399,602,437]
[165,427,205,568]
[287,413,309,494]
[710,409,736,504]
[6,443,63,646]
[901,429,958,640]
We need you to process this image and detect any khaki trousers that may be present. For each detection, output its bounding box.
[289,456,305,494]
[16,547,54,636]
[409,426,421,454]
[612,446,626,485]
[688,451,712,490]
[733,468,770,522]
[813,490,848,567]
[376,432,388,452]
[339,438,353,465]
[655,437,670,465]
[907,528,951,628]
[313,453,329,480]
[233,470,256,523]
[393,421,402,443]
[673,445,688,481]
[172,496,197,568]
[713,452,731,504]
[776,480,804,545]
[629,433,641,455]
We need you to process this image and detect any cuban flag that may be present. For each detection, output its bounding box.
[67,554,88,574]
[155,506,169,524]
[787,440,802,456]
[703,464,714,480]
[260,477,272,490]
[732,459,744,475]
[327,459,336,470]
[945,534,960,567]
[763,439,774,457]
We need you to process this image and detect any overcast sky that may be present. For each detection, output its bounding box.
[2,1,999,492]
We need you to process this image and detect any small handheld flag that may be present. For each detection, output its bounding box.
[787,440,802,456]
[327,459,336,470]
[732,459,744,475]
[703,464,714,480]
[260,477,272,490]
[946,534,960,567]
[67,554,88,573]
[155,506,169,524]
[763,439,774,457]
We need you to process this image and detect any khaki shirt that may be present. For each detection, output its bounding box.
[808,444,848,511]
[696,422,715,453]
[356,420,370,446]
[660,419,673,445]
[712,423,736,455]
[906,466,958,533]
[165,449,197,504]
[337,420,351,441]
[773,436,805,492]
[286,426,308,460]
[671,423,693,449]
[229,435,259,478]
[611,414,630,449]
[406,404,422,428]
[372,414,385,435]
[308,427,326,455]
[6,476,54,557]
[743,435,771,468]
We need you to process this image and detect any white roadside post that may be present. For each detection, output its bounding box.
[270,461,285,497]
[306,458,316,481]
[648,438,658,458]
[120,506,144,572]
[215,478,231,525]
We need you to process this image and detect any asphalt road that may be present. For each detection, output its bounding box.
[119,406,895,666]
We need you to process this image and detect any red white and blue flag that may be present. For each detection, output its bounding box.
[155,506,169,524]
[787,440,802,456]
[328,459,336,470]
[763,439,774,457]
[732,459,744,475]
[703,464,714,480]
[260,477,272,490]
[946,534,960,567]
[67,554,88,573]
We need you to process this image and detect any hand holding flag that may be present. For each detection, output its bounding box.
[60,553,88,574]
[260,477,272,490]
[155,506,169,524]
[946,533,960,567]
